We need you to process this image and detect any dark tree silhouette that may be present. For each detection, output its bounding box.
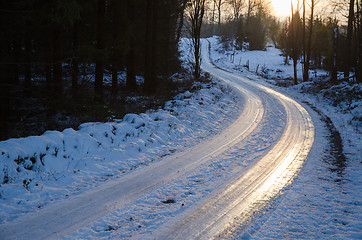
[188,0,206,80]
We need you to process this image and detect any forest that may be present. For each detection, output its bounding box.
[0,0,187,140]
[0,0,361,140]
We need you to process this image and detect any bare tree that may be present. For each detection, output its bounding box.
[214,0,223,34]
[227,0,245,47]
[228,0,244,21]
[211,0,216,35]
[187,0,206,80]
[246,0,256,24]
[303,0,317,82]
[245,0,258,39]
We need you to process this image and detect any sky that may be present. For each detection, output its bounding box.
[270,0,341,21]
[271,0,294,18]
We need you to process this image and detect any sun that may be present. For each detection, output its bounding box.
[271,0,296,18]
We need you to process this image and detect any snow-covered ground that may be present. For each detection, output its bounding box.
[0,79,241,226]
[0,37,360,239]
[206,36,362,239]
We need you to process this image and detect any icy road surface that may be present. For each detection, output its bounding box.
[0,40,314,239]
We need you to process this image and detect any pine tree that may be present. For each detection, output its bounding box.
[144,0,158,93]
[95,0,106,102]
[125,0,137,91]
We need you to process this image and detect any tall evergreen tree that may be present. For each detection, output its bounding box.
[125,0,137,91]
[95,0,106,101]
[0,0,184,139]
[144,0,158,93]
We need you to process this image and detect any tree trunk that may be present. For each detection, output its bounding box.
[247,0,252,25]
[95,0,106,102]
[144,0,158,93]
[302,0,306,82]
[189,0,205,80]
[126,0,136,91]
[24,26,32,93]
[345,0,355,78]
[144,0,153,93]
[52,25,62,100]
[212,1,216,35]
[218,0,221,34]
[331,27,338,84]
[46,63,52,92]
[151,0,158,88]
[176,0,187,43]
[304,0,314,82]
[112,0,124,95]
[356,0,362,83]
[44,26,52,92]
[126,41,136,91]
[290,5,300,85]
[72,21,79,99]
[0,67,10,139]
[293,58,298,84]
[0,40,12,139]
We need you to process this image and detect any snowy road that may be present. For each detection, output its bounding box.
[0,41,314,239]
[152,40,315,239]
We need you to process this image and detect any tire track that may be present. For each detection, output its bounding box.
[152,40,315,239]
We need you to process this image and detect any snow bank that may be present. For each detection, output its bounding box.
[297,80,362,130]
[0,80,240,224]
[0,84,234,185]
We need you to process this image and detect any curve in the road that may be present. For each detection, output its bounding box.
[0,46,264,240]
[153,40,315,239]
[0,40,314,240]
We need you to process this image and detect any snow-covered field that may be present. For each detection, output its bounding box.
[206,36,362,239]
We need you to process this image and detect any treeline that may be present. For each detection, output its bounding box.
[0,0,186,139]
[204,0,361,84]
[205,0,272,50]
[278,0,362,84]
